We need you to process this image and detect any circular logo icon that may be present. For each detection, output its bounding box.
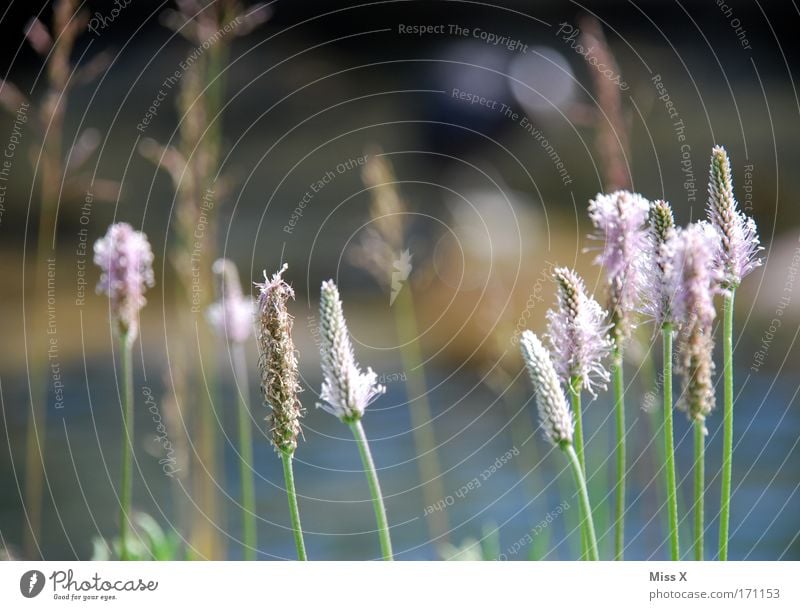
[20,570,45,598]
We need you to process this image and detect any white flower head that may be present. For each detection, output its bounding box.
[207,258,254,344]
[318,280,385,421]
[520,330,574,446]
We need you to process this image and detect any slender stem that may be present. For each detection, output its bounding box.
[119,332,134,560]
[232,345,257,560]
[568,376,588,559]
[280,450,307,561]
[391,287,448,541]
[349,419,393,560]
[694,419,705,561]
[719,290,735,561]
[562,443,599,561]
[662,323,679,560]
[612,344,626,560]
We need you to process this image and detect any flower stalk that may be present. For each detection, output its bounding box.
[520,331,598,560]
[611,344,625,560]
[255,264,306,560]
[94,222,155,560]
[706,146,762,561]
[588,190,649,559]
[209,259,257,559]
[317,280,392,559]
[350,420,394,561]
[644,200,680,560]
[662,323,679,560]
[118,331,134,561]
[694,418,705,561]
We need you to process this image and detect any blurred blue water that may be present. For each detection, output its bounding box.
[1,354,798,560]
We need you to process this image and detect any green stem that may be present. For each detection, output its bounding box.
[119,332,134,561]
[719,290,735,561]
[232,345,257,560]
[280,450,307,560]
[694,419,705,561]
[662,324,679,560]
[563,443,599,561]
[612,344,625,560]
[350,419,393,560]
[391,288,448,541]
[568,376,588,559]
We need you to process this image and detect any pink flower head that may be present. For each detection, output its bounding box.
[545,268,612,396]
[207,258,254,344]
[673,222,721,424]
[94,222,155,341]
[707,145,763,289]
[588,190,650,341]
[672,222,721,332]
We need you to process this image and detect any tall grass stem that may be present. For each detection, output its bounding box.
[612,345,625,560]
[662,324,679,560]
[569,376,588,559]
[280,451,307,560]
[719,291,735,561]
[350,420,393,560]
[391,288,448,541]
[232,344,257,560]
[563,443,599,561]
[694,419,705,561]
[119,332,134,560]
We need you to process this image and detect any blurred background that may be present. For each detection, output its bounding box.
[0,0,798,560]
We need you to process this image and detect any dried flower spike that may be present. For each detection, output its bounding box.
[318,280,385,421]
[207,258,254,344]
[588,190,650,341]
[673,224,719,426]
[707,145,763,289]
[546,268,612,396]
[255,264,303,454]
[94,222,155,342]
[520,331,574,445]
